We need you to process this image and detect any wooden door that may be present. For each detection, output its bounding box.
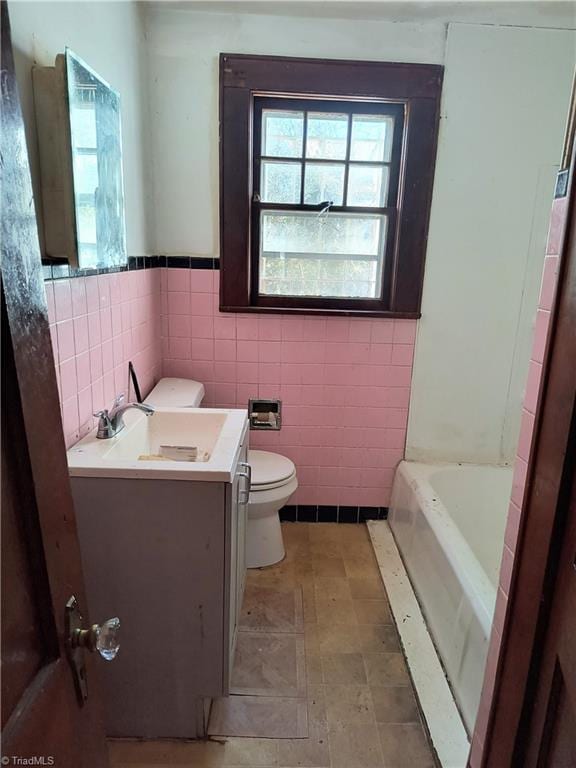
[524,464,576,767]
[1,3,109,764]
[481,135,576,764]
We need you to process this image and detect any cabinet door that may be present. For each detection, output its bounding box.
[226,436,249,689]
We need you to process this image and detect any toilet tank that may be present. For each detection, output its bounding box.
[145,377,205,408]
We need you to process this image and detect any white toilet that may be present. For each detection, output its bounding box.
[146,378,297,568]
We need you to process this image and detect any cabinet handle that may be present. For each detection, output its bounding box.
[238,462,252,505]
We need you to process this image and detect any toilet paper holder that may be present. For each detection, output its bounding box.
[249,399,282,430]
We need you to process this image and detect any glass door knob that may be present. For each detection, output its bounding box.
[72,616,121,661]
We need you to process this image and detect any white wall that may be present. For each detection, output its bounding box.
[143,7,446,256]
[406,23,574,464]
[143,7,574,466]
[10,0,153,257]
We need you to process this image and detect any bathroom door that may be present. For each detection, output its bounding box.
[1,3,109,765]
[522,466,576,767]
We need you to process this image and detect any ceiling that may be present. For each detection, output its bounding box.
[151,0,576,30]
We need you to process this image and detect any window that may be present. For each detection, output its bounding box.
[220,55,443,317]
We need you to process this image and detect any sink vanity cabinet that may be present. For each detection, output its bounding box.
[68,408,249,738]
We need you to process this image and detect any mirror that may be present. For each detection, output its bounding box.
[66,50,126,269]
[33,50,127,270]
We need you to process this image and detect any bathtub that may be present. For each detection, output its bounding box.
[388,461,512,734]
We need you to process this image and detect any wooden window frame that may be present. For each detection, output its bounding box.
[219,54,443,318]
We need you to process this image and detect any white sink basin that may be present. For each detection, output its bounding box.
[68,407,248,482]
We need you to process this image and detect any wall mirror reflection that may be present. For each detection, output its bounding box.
[33,49,127,269]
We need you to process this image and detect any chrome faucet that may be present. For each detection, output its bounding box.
[94,393,155,439]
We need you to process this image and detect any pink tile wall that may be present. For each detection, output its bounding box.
[47,269,162,448]
[161,268,416,507]
[469,194,567,767]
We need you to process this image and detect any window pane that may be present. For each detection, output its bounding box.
[259,210,386,299]
[262,110,304,157]
[306,113,348,160]
[261,161,301,203]
[350,114,394,162]
[347,165,389,207]
[304,163,345,205]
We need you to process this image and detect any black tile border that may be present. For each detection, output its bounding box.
[280,505,388,524]
[43,255,220,281]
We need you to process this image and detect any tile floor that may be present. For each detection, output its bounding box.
[109,522,437,767]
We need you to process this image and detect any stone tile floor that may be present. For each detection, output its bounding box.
[109,523,437,767]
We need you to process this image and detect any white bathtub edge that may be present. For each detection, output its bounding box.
[367,519,470,768]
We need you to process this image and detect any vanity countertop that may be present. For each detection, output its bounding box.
[67,407,248,482]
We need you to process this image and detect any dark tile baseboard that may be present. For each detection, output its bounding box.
[279,505,388,524]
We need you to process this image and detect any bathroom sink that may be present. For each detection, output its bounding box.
[68,407,248,482]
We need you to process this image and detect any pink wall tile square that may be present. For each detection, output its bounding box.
[168,338,191,360]
[90,346,103,381]
[511,456,528,508]
[59,358,78,402]
[259,316,282,340]
[369,344,392,365]
[546,195,568,255]
[301,317,326,342]
[215,339,236,361]
[100,308,113,341]
[102,340,114,374]
[517,408,535,462]
[324,318,350,342]
[190,316,214,338]
[98,274,111,308]
[524,360,542,415]
[281,315,305,341]
[539,255,559,311]
[504,500,522,553]
[393,319,417,344]
[167,268,190,292]
[85,277,100,314]
[370,320,394,344]
[78,387,93,434]
[169,314,191,338]
[236,317,259,340]
[391,344,414,365]
[190,293,213,316]
[237,340,259,362]
[75,352,91,392]
[87,313,101,348]
[190,269,214,293]
[191,338,213,360]
[71,278,87,317]
[236,361,259,383]
[214,382,237,404]
[214,361,237,382]
[61,396,80,446]
[259,362,281,384]
[214,316,236,339]
[499,545,514,596]
[56,320,75,363]
[349,319,371,342]
[531,309,550,364]
[190,361,215,381]
[168,291,191,315]
[91,377,105,413]
[54,280,73,321]
[258,340,281,361]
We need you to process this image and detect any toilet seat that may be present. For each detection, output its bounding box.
[248,450,296,492]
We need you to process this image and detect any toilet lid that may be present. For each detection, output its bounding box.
[248,450,296,487]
